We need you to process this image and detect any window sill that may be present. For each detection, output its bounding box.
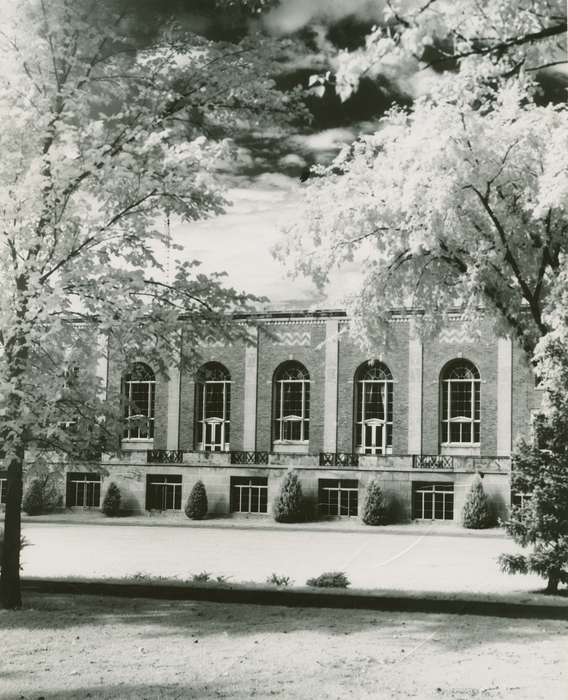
[440,444,481,456]
[196,444,230,453]
[273,442,309,455]
[121,439,154,451]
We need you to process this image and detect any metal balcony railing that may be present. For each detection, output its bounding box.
[147,449,184,464]
[412,455,454,470]
[319,452,360,468]
[230,451,269,465]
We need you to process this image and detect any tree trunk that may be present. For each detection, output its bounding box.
[0,446,24,609]
[546,572,560,594]
[1,319,29,610]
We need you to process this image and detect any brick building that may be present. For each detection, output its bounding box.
[7,309,543,523]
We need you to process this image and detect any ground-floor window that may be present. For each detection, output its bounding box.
[0,471,7,505]
[66,472,101,508]
[146,474,182,511]
[230,476,268,514]
[511,490,531,509]
[412,482,454,520]
[318,479,359,517]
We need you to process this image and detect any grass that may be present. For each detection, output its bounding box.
[1,592,567,699]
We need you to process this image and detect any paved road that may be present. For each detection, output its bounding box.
[20,522,541,594]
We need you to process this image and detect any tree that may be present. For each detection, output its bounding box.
[101,482,121,517]
[273,470,304,523]
[0,0,305,608]
[361,477,388,525]
[462,474,493,529]
[185,480,208,520]
[499,432,568,594]
[276,1,567,356]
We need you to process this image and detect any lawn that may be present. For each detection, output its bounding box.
[1,593,567,699]
[20,522,546,596]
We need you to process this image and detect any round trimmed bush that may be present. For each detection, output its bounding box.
[102,482,121,517]
[361,478,388,525]
[462,474,494,529]
[273,470,304,523]
[185,480,208,520]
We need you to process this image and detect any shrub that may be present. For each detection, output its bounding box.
[273,470,304,523]
[462,474,494,529]
[191,571,211,583]
[185,480,208,520]
[102,482,121,517]
[361,478,388,525]
[21,474,62,516]
[22,479,45,516]
[306,571,350,588]
[267,573,293,587]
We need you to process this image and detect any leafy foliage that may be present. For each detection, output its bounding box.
[185,480,208,520]
[462,475,494,529]
[361,477,388,526]
[499,432,568,593]
[102,482,121,517]
[277,1,566,356]
[306,571,350,588]
[266,573,292,587]
[273,470,304,523]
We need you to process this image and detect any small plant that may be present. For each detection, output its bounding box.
[102,482,121,517]
[306,571,350,588]
[267,573,293,587]
[191,571,211,583]
[132,572,150,581]
[185,480,208,520]
[462,474,494,529]
[361,478,388,526]
[273,470,304,523]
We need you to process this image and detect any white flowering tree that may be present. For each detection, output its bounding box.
[277,0,567,354]
[276,0,568,593]
[0,0,305,609]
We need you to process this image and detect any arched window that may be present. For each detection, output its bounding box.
[122,363,155,440]
[440,360,480,445]
[354,361,394,455]
[273,361,310,445]
[195,363,231,451]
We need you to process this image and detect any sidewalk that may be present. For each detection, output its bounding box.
[21,510,509,538]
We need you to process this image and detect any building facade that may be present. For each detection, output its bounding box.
[3,309,543,523]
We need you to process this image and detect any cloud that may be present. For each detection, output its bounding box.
[164,175,321,305]
[263,0,386,35]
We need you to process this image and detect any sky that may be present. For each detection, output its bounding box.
[153,0,403,310]
[140,0,567,311]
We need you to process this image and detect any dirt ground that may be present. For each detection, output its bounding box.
[1,593,567,700]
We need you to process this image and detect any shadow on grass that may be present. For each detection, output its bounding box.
[8,681,265,699]
[2,592,567,655]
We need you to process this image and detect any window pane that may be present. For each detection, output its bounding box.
[205,383,224,419]
[450,422,461,442]
[282,382,302,416]
[450,382,471,418]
